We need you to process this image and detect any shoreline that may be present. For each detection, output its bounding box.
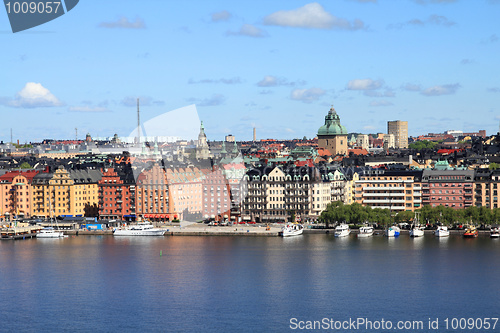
[3,223,495,239]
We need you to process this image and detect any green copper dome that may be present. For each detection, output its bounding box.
[317,106,347,136]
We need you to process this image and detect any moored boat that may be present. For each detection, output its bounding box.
[409,225,425,237]
[434,225,450,237]
[463,225,478,238]
[357,225,374,238]
[280,223,304,237]
[334,223,350,237]
[37,227,65,238]
[409,211,424,237]
[113,222,166,236]
[490,227,500,238]
[385,226,400,237]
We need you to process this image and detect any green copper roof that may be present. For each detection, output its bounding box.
[317,106,347,136]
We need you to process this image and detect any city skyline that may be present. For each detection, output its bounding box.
[1,0,499,143]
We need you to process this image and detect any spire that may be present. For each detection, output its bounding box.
[232,141,238,154]
[221,141,227,154]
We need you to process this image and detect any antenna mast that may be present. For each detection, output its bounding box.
[137,98,141,145]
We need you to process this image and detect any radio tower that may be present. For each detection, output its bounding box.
[137,98,141,145]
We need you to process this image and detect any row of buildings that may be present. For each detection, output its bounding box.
[0,161,244,223]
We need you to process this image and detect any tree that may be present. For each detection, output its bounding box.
[19,162,31,169]
[84,203,99,217]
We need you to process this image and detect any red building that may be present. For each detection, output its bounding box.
[98,167,136,221]
[421,168,474,209]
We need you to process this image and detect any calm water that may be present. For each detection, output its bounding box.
[1,234,499,332]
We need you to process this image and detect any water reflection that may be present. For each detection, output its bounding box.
[1,234,500,332]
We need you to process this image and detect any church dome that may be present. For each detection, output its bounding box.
[317,106,347,136]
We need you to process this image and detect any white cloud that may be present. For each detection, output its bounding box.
[421,83,461,96]
[363,125,376,131]
[391,15,455,29]
[364,89,395,97]
[211,10,231,22]
[369,100,393,107]
[68,106,109,113]
[227,24,267,37]
[0,82,63,108]
[487,87,500,93]
[290,87,326,103]
[402,83,422,91]
[257,75,306,87]
[347,79,383,90]
[187,94,225,106]
[460,59,475,65]
[99,17,146,29]
[121,96,165,107]
[263,3,364,30]
[189,77,242,84]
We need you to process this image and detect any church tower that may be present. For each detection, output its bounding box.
[196,121,211,159]
[317,106,348,156]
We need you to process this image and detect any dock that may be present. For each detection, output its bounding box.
[0,226,41,240]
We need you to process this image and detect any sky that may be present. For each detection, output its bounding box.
[1,0,499,143]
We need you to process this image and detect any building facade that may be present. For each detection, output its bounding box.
[421,169,474,209]
[387,120,408,149]
[98,167,136,221]
[0,170,39,220]
[136,163,171,222]
[355,170,423,212]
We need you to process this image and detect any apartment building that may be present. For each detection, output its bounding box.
[0,170,39,219]
[242,165,344,223]
[98,167,136,221]
[31,166,101,218]
[472,169,500,209]
[421,169,474,209]
[355,170,423,211]
[136,163,171,222]
[166,166,204,221]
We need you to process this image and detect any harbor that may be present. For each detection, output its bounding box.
[3,221,497,239]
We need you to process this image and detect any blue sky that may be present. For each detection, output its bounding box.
[1,0,499,143]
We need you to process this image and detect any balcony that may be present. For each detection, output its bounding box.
[364,199,405,204]
[362,192,404,197]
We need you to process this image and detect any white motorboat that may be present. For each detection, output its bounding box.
[113,222,166,236]
[410,225,425,237]
[280,223,304,237]
[357,226,374,238]
[385,226,400,237]
[37,227,65,238]
[334,223,350,237]
[434,225,450,237]
[490,227,500,238]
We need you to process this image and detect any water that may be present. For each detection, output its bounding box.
[1,234,499,332]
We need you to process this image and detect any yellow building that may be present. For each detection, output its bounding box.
[31,166,101,218]
[355,170,422,212]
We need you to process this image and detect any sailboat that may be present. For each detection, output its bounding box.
[409,211,424,237]
[37,191,65,238]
